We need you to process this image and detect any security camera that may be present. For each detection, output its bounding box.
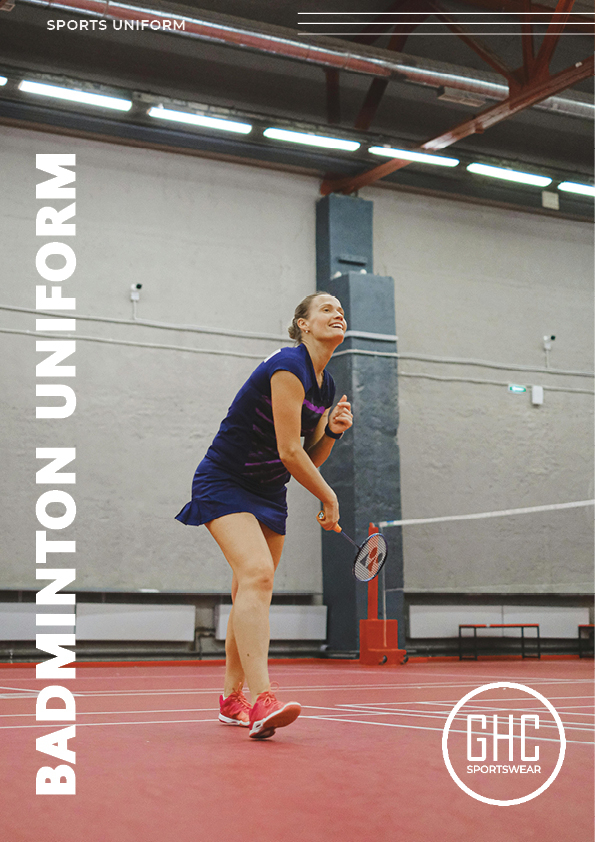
[543,335,555,352]
[131,283,142,290]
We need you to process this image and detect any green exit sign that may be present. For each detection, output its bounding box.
[508,384,527,394]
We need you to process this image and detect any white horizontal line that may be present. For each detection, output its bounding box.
[305,716,593,744]
[380,499,594,528]
[298,11,592,14]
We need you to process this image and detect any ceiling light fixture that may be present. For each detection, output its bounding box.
[0,76,7,86]
[369,146,459,167]
[148,106,252,134]
[263,127,360,151]
[19,80,132,111]
[557,181,595,198]
[467,162,552,187]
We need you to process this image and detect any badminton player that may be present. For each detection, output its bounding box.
[175,292,352,738]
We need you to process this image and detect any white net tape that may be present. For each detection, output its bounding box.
[379,499,594,529]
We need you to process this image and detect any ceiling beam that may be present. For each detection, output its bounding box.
[325,69,341,125]
[353,1,430,131]
[532,0,577,78]
[453,0,593,31]
[320,53,594,195]
[352,0,411,45]
[427,1,520,87]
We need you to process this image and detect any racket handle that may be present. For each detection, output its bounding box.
[317,511,342,533]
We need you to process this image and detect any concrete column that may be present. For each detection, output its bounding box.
[316,194,405,653]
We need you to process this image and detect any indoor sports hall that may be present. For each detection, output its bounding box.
[0,3,593,841]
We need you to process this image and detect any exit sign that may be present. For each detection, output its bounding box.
[508,384,527,394]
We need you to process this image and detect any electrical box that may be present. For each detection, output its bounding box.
[531,385,544,405]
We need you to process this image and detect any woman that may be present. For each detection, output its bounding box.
[175,291,352,739]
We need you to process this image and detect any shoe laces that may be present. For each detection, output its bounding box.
[258,682,280,706]
[229,689,251,711]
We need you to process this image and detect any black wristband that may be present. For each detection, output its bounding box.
[324,423,343,440]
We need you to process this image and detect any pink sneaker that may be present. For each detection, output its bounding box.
[219,689,251,727]
[249,690,301,739]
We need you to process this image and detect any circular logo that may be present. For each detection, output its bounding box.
[442,681,566,806]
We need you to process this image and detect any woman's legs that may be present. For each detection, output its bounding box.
[207,513,284,700]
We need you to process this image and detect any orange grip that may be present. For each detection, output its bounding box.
[317,511,342,533]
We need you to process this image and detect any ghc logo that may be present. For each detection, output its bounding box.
[442,682,566,806]
[467,713,540,769]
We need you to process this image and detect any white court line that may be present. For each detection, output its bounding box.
[0,713,591,744]
[4,667,590,683]
[0,707,219,718]
[41,678,592,699]
[0,718,218,730]
[326,706,594,733]
[303,716,593,745]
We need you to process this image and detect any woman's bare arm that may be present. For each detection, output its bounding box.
[270,371,339,528]
[305,395,352,467]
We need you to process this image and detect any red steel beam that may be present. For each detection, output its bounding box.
[352,0,411,45]
[454,0,592,29]
[533,0,577,77]
[354,2,430,131]
[354,78,390,131]
[428,1,520,87]
[325,69,341,125]
[320,54,594,195]
[520,0,535,85]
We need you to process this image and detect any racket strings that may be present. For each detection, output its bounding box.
[353,533,387,582]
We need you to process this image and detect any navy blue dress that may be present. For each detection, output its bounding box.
[175,344,336,534]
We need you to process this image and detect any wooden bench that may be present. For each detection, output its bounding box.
[578,624,594,658]
[459,624,541,660]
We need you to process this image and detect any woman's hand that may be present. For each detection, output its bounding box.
[327,395,353,436]
[317,496,339,531]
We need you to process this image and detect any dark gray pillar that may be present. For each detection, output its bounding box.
[316,195,405,653]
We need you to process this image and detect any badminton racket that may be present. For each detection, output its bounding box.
[317,512,388,582]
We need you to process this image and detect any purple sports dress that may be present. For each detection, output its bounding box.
[175,344,336,534]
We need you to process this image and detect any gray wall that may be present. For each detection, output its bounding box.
[1,125,593,597]
[371,190,594,593]
[1,126,322,593]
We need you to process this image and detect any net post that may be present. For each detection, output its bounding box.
[367,522,379,620]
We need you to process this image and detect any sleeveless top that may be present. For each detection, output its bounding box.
[204,343,336,493]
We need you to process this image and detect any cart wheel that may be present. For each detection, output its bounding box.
[380,655,388,664]
[402,655,409,664]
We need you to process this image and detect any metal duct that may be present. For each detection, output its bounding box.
[20,0,594,120]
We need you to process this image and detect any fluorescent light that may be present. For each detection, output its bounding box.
[0,76,7,86]
[369,146,459,167]
[558,181,595,198]
[263,127,360,151]
[467,162,551,187]
[148,106,252,134]
[19,80,132,111]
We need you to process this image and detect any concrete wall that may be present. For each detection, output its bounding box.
[1,124,592,597]
[1,126,322,593]
[371,189,594,593]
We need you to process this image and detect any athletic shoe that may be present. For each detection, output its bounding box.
[248,690,301,739]
[219,689,251,727]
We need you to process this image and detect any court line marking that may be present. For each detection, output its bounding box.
[4,667,590,682]
[3,678,590,698]
[0,714,591,744]
[314,706,594,733]
[1,699,591,738]
[341,694,595,705]
[304,716,594,745]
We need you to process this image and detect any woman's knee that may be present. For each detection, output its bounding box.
[238,561,275,594]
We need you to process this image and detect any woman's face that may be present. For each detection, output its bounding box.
[300,294,347,343]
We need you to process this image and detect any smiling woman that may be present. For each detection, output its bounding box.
[175,290,352,739]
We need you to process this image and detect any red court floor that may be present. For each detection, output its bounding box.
[1,658,593,842]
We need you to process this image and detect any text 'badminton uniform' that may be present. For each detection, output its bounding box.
[175,343,336,534]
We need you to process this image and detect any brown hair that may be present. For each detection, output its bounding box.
[288,291,331,344]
